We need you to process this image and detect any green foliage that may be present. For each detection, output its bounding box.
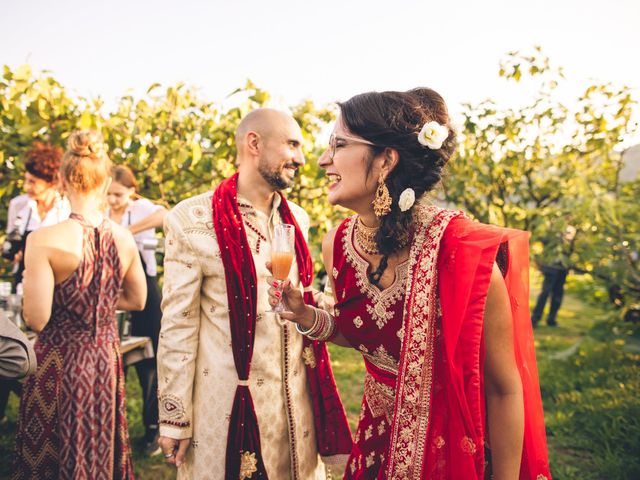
[539,337,640,479]
[2,56,638,295]
[444,47,639,303]
[0,67,348,278]
[0,64,82,224]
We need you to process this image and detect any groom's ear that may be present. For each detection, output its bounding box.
[246,131,261,155]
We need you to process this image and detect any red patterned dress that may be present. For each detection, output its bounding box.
[13,214,134,480]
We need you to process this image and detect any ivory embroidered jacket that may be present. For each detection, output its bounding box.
[157,191,327,480]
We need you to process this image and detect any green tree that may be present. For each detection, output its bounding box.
[0,64,82,229]
[0,66,346,278]
[443,46,639,302]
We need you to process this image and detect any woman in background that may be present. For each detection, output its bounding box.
[4,142,70,288]
[1,142,69,428]
[13,130,146,479]
[107,165,167,455]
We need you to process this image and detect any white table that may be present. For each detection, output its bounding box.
[120,336,155,366]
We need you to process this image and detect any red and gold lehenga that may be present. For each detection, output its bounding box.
[332,205,551,479]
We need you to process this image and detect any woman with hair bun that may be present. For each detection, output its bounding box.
[13,130,146,479]
[107,164,167,455]
[269,89,552,479]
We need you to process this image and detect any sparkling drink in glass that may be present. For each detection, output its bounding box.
[270,224,295,313]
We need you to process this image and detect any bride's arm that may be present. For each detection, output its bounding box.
[484,263,524,480]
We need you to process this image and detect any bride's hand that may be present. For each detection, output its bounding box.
[266,262,314,329]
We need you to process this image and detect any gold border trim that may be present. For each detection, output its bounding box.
[386,206,461,479]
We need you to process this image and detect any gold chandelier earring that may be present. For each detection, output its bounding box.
[372,171,392,218]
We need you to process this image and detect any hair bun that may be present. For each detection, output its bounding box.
[67,130,106,158]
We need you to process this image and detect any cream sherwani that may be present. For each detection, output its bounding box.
[157,191,326,480]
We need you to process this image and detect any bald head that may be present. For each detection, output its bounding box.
[233,108,305,191]
[235,108,300,156]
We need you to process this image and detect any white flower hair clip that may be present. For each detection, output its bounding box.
[417,121,449,150]
[398,188,415,212]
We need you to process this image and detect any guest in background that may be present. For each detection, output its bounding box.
[4,142,70,289]
[1,142,69,427]
[12,130,146,479]
[107,164,167,455]
[531,225,577,327]
[0,311,36,380]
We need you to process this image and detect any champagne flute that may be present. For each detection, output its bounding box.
[270,224,295,313]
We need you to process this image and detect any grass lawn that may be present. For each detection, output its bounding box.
[1,277,637,479]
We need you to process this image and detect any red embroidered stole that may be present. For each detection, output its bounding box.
[386,206,551,479]
[213,174,352,479]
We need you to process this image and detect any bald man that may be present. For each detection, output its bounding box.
[157,109,350,479]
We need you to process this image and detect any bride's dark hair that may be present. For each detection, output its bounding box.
[338,88,456,284]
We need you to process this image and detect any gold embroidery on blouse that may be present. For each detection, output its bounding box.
[362,344,399,376]
[342,216,409,329]
[364,373,395,421]
[302,346,316,368]
[366,452,375,468]
[239,451,258,479]
[365,425,373,441]
[353,316,363,328]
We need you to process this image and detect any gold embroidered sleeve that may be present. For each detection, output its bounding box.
[157,210,203,439]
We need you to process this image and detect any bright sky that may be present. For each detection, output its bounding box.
[2,0,639,141]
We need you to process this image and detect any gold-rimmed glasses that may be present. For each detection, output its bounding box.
[328,133,378,161]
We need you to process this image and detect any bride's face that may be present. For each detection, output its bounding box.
[318,117,381,213]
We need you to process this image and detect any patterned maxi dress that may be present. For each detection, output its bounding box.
[13,214,135,479]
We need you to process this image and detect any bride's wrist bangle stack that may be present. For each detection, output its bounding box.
[296,307,337,342]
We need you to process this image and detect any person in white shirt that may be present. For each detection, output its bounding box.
[1,141,70,426]
[5,143,71,287]
[107,164,168,455]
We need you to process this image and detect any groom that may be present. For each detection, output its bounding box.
[157,108,352,479]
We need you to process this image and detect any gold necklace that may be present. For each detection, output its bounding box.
[355,217,380,255]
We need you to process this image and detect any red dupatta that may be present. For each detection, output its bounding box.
[212,174,352,479]
[386,206,551,479]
